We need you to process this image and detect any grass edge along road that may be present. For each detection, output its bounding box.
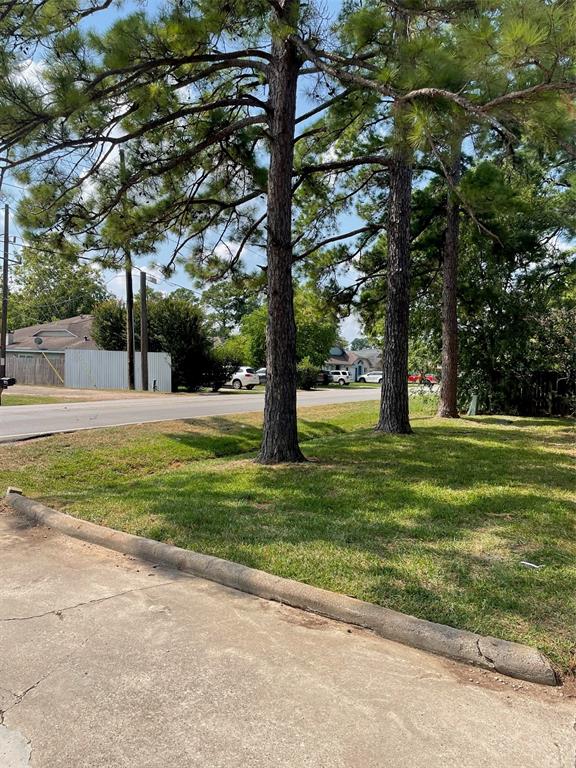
[1,397,574,672]
[2,395,79,406]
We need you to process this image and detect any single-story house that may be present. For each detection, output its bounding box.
[353,347,382,371]
[6,315,172,391]
[6,315,97,386]
[324,345,381,382]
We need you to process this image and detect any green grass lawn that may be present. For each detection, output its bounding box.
[1,398,574,670]
[1,395,70,406]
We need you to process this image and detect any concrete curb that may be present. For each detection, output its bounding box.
[5,490,559,687]
[0,432,54,444]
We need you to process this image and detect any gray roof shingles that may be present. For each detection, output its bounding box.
[7,315,98,352]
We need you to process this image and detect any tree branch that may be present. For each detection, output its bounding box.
[296,154,390,177]
[293,225,379,262]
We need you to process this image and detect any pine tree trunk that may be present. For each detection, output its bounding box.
[256,8,304,464]
[376,154,413,434]
[437,151,461,419]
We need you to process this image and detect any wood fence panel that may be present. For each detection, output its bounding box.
[6,353,65,387]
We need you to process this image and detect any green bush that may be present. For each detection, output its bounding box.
[297,357,319,390]
[202,349,243,392]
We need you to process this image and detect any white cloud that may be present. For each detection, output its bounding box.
[105,273,126,298]
[320,145,339,163]
[212,240,241,260]
[106,264,172,300]
[12,58,46,88]
[339,312,363,343]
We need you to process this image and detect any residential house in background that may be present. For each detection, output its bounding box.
[6,315,172,391]
[353,347,382,372]
[324,345,382,382]
[6,315,97,386]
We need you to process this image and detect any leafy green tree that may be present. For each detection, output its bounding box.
[200,346,243,392]
[350,337,371,351]
[225,287,338,369]
[237,305,267,369]
[293,289,339,367]
[92,291,215,391]
[296,357,319,390]
[146,292,212,391]
[408,336,439,378]
[456,231,576,414]
[402,156,576,412]
[217,333,250,368]
[199,273,262,341]
[92,298,127,351]
[8,244,109,329]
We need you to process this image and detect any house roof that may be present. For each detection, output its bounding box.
[353,347,382,364]
[325,345,382,367]
[7,315,98,352]
[325,349,361,366]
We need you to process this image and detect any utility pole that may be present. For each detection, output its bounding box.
[140,269,149,391]
[125,253,135,390]
[1,204,9,379]
[119,149,135,390]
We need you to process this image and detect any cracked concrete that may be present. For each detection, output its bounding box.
[0,723,31,767]
[0,582,176,623]
[1,505,575,768]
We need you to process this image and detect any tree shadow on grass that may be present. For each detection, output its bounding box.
[462,416,575,433]
[162,416,351,461]
[298,419,347,440]
[58,420,576,666]
[163,419,262,458]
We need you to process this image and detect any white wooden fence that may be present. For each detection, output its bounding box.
[64,350,172,392]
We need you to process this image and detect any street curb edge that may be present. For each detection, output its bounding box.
[5,490,559,687]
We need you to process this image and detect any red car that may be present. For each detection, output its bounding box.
[408,373,438,384]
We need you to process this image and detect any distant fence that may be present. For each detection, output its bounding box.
[64,350,172,392]
[479,371,576,417]
[514,373,575,417]
[6,352,65,386]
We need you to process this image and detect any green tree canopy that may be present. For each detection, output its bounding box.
[221,287,338,369]
[92,290,214,391]
[92,298,128,352]
[8,244,109,330]
[350,337,371,351]
[199,273,262,341]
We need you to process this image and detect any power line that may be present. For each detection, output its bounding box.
[2,240,123,266]
[3,234,202,295]
[0,181,26,191]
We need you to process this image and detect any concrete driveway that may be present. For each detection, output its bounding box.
[0,506,574,768]
[0,387,380,441]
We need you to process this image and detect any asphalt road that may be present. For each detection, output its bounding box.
[0,387,381,441]
[1,505,573,768]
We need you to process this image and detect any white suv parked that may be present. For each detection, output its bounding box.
[358,371,382,384]
[225,367,260,390]
[330,370,351,386]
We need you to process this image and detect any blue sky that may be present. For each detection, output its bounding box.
[7,0,363,341]
[87,0,344,31]
[90,0,360,339]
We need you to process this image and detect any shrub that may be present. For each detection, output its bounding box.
[297,357,319,390]
[202,349,243,392]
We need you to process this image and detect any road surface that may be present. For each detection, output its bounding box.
[0,388,381,441]
[0,505,573,768]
